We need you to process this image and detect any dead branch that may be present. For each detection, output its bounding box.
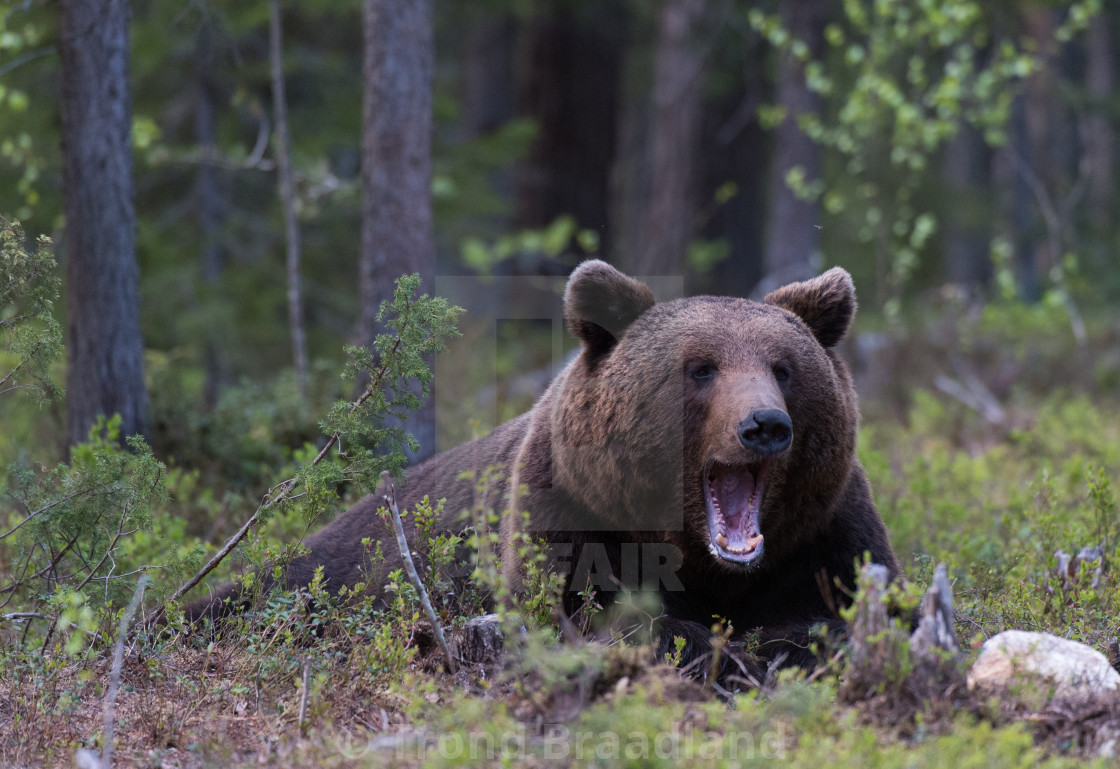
[297,657,312,734]
[101,575,149,769]
[1,611,47,621]
[380,470,457,674]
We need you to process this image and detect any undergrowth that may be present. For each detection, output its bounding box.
[864,393,1120,652]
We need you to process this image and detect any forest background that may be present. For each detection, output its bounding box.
[3,0,1120,766]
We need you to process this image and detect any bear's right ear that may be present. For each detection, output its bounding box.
[564,260,655,362]
[763,267,856,348]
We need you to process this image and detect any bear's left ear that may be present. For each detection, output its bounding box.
[763,267,856,349]
[564,259,656,362]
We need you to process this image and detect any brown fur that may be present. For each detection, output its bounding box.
[187,261,899,670]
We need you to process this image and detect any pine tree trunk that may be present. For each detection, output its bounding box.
[59,0,149,446]
[758,0,824,296]
[942,125,991,288]
[1008,94,1040,303]
[702,41,769,298]
[624,0,706,276]
[195,26,228,408]
[269,0,309,399]
[1083,17,1114,236]
[514,2,623,253]
[462,10,515,136]
[357,0,435,460]
[611,33,653,277]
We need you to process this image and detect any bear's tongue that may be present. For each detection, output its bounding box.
[706,461,767,560]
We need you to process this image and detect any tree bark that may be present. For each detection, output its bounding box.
[623,0,707,276]
[758,0,824,296]
[515,1,624,253]
[194,25,228,408]
[1082,16,1114,237]
[462,10,515,137]
[611,33,653,278]
[270,0,309,399]
[60,0,149,446]
[702,40,769,297]
[941,125,991,288]
[1008,94,1040,303]
[358,0,435,460]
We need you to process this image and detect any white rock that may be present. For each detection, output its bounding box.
[1097,724,1120,759]
[967,630,1120,707]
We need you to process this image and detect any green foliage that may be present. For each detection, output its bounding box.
[0,7,53,223]
[0,232,174,656]
[686,239,731,274]
[434,117,538,237]
[1,416,170,654]
[163,273,464,618]
[402,663,1090,769]
[750,0,1101,321]
[980,244,1090,348]
[863,393,1120,649]
[149,365,337,493]
[459,215,600,274]
[0,219,61,408]
[325,273,463,494]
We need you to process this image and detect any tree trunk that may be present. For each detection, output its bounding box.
[1002,8,1067,303]
[941,125,991,288]
[611,33,653,277]
[269,0,309,399]
[514,2,624,253]
[758,0,824,296]
[195,25,228,408]
[1082,16,1114,237]
[1008,94,1040,303]
[702,40,769,297]
[462,10,515,137]
[59,0,149,446]
[623,0,706,276]
[358,0,435,460]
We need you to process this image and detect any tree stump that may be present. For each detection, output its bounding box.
[457,613,505,666]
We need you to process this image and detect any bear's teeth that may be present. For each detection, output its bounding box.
[715,532,729,549]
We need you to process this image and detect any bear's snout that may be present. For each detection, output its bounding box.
[738,408,792,456]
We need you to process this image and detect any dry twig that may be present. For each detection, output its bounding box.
[380,470,457,674]
[102,575,149,768]
[298,657,312,734]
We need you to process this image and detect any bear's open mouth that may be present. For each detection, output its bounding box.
[704,459,770,565]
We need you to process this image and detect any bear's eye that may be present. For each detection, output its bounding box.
[772,363,792,384]
[690,364,716,382]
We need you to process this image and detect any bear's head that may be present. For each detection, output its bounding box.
[551,260,859,572]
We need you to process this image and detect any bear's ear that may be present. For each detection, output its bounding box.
[763,267,856,349]
[564,260,656,361]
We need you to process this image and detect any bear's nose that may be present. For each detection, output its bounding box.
[738,409,792,455]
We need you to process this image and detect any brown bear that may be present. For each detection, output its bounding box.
[187,260,900,670]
